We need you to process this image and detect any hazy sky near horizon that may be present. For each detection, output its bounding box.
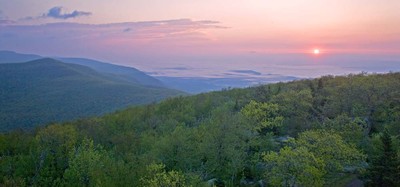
[1,0,400,77]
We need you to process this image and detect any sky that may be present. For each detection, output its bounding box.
[1,0,400,78]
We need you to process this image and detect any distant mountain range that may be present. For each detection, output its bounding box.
[0,51,42,63]
[0,51,165,87]
[0,51,301,94]
[57,58,165,87]
[0,51,184,131]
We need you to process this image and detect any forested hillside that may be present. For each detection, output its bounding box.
[57,57,165,87]
[1,73,399,186]
[0,51,166,88]
[0,58,183,131]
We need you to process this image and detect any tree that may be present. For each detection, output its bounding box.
[366,129,400,186]
[63,138,132,186]
[241,100,283,135]
[140,163,189,187]
[0,131,36,185]
[153,125,199,171]
[264,130,366,186]
[295,130,365,174]
[271,89,313,134]
[263,146,326,187]
[199,103,250,185]
[321,114,366,146]
[33,124,78,186]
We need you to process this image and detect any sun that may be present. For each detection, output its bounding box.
[313,49,320,55]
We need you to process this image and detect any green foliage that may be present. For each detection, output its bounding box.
[241,100,283,134]
[0,58,184,132]
[198,102,250,184]
[263,130,366,186]
[321,114,366,146]
[63,138,103,186]
[263,146,326,187]
[153,125,199,171]
[35,124,78,154]
[64,138,134,186]
[295,130,366,174]
[365,129,400,186]
[271,89,313,134]
[1,72,400,186]
[33,124,78,186]
[140,163,189,187]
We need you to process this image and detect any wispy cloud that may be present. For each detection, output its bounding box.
[230,70,262,76]
[0,20,15,25]
[0,10,15,25]
[0,19,226,58]
[0,19,224,40]
[42,6,92,19]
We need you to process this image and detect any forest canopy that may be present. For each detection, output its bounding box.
[1,72,400,186]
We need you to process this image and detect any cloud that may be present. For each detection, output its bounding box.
[230,70,262,76]
[42,7,92,19]
[0,10,15,25]
[123,28,132,32]
[0,19,226,57]
[163,67,190,70]
[0,20,15,25]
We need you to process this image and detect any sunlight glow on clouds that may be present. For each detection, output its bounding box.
[0,19,225,59]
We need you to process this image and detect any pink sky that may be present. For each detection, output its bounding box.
[0,0,399,74]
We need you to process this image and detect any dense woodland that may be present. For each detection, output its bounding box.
[1,73,400,186]
[0,58,183,131]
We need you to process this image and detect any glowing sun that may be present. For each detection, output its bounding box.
[313,49,320,55]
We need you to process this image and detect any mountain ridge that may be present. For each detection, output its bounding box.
[0,58,184,131]
[57,57,165,87]
[0,50,42,63]
[0,51,166,88]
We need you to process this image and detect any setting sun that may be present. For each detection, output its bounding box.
[313,49,320,55]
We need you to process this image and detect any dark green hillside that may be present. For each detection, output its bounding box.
[1,73,399,186]
[0,58,183,131]
[58,57,165,87]
[0,51,167,88]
